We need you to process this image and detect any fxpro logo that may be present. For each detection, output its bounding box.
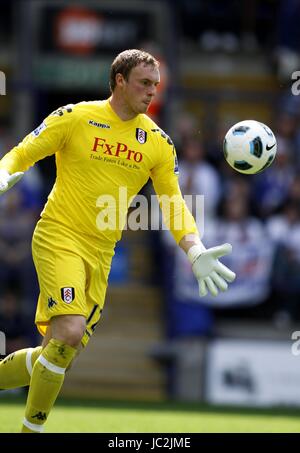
[91,137,143,163]
[0,71,6,95]
[0,330,6,355]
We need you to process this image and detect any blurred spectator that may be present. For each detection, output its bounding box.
[277,112,298,143]
[289,175,300,203]
[0,286,32,354]
[223,175,252,205]
[19,167,44,215]
[179,137,221,219]
[198,190,274,308]
[173,111,199,151]
[267,199,300,325]
[161,237,214,339]
[279,91,300,119]
[252,137,295,218]
[276,0,300,81]
[0,187,38,306]
[275,112,300,165]
[206,120,234,170]
[0,127,14,154]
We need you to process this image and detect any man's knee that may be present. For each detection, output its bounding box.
[66,345,82,372]
[50,315,86,348]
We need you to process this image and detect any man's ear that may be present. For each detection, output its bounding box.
[115,73,126,88]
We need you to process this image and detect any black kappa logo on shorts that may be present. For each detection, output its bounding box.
[47,297,57,309]
[61,287,75,304]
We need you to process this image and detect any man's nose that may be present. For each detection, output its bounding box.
[148,85,156,96]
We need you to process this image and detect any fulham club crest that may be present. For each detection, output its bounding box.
[136,128,147,144]
[61,287,75,304]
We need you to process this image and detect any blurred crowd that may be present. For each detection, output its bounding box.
[161,98,300,340]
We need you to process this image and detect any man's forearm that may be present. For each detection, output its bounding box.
[179,233,205,254]
[0,148,26,174]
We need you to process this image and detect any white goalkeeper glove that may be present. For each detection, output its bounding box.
[188,242,236,297]
[0,169,24,195]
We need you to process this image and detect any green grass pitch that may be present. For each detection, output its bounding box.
[1,396,300,433]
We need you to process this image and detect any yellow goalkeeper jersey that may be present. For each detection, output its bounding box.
[0,99,198,247]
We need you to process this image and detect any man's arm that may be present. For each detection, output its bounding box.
[151,135,235,297]
[0,104,74,194]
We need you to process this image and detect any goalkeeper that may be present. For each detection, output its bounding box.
[0,49,235,433]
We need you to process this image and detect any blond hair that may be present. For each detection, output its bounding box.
[109,49,159,92]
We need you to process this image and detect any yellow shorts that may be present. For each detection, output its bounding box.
[32,218,114,347]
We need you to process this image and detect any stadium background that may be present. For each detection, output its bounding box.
[1,0,300,422]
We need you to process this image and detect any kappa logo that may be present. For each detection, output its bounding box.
[32,411,47,421]
[136,128,147,144]
[61,287,75,304]
[47,297,57,309]
[88,120,110,129]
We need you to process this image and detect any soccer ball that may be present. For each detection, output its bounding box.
[223,120,277,174]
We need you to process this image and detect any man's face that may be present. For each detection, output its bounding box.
[119,63,160,115]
